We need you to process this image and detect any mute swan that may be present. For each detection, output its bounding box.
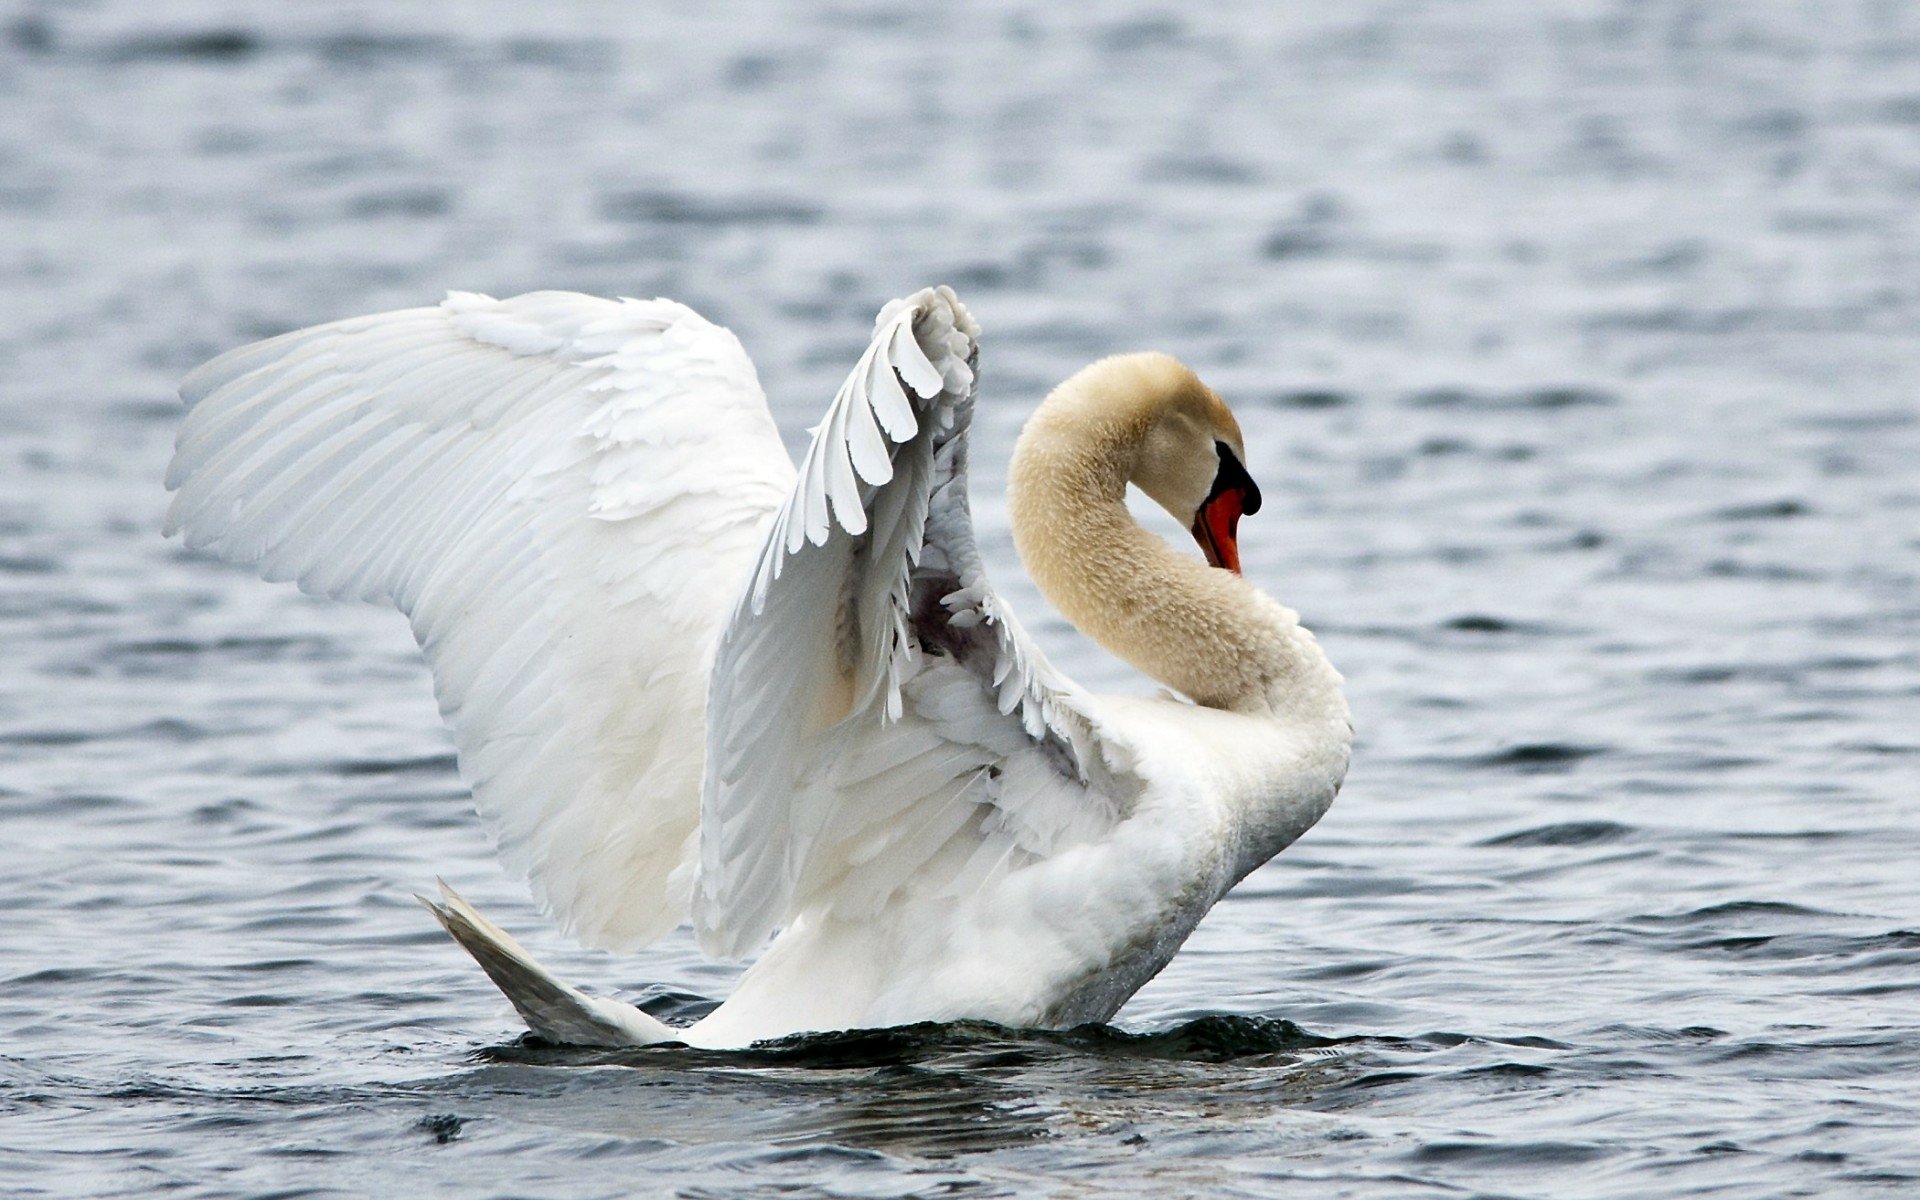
[165,287,1351,1049]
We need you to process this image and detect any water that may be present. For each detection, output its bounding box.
[3,1,1917,1195]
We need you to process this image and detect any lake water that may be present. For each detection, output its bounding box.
[2,2,1917,1196]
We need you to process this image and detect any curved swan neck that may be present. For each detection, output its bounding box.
[1007,364,1346,721]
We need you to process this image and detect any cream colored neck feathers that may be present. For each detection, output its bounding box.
[1007,354,1345,723]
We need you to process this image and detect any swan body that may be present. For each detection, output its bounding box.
[166,287,1351,1049]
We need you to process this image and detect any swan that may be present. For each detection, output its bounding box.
[165,286,1351,1049]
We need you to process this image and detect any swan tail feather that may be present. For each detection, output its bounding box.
[419,880,678,1047]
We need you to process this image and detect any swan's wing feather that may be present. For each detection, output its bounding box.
[166,291,794,950]
[696,288,1133,958]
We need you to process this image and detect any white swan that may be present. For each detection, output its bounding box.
[165,287,1351,1049]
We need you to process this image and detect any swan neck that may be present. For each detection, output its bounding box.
[1007,375,1345,719]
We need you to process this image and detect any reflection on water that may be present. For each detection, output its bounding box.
[458,1017,1360,1161]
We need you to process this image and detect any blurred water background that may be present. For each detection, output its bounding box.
[2,1,1918,1196]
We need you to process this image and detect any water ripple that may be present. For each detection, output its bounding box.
[5,1,1918,1196]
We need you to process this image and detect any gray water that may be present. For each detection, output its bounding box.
[3,1,1918,1196]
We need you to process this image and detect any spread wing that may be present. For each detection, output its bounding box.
[695,287,1136,958]
[165,290,793,950]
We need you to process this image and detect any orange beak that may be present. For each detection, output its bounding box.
[1191,487,1248,574]
[1191,442,1261,574]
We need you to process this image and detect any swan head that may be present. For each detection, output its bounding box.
[1065,352,1264,573]
[1012,351,1324,713]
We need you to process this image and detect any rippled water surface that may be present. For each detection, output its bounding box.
[4,2,1919,1196]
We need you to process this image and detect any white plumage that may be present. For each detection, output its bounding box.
[167,285,1351,1049]
[168,291,791,952]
